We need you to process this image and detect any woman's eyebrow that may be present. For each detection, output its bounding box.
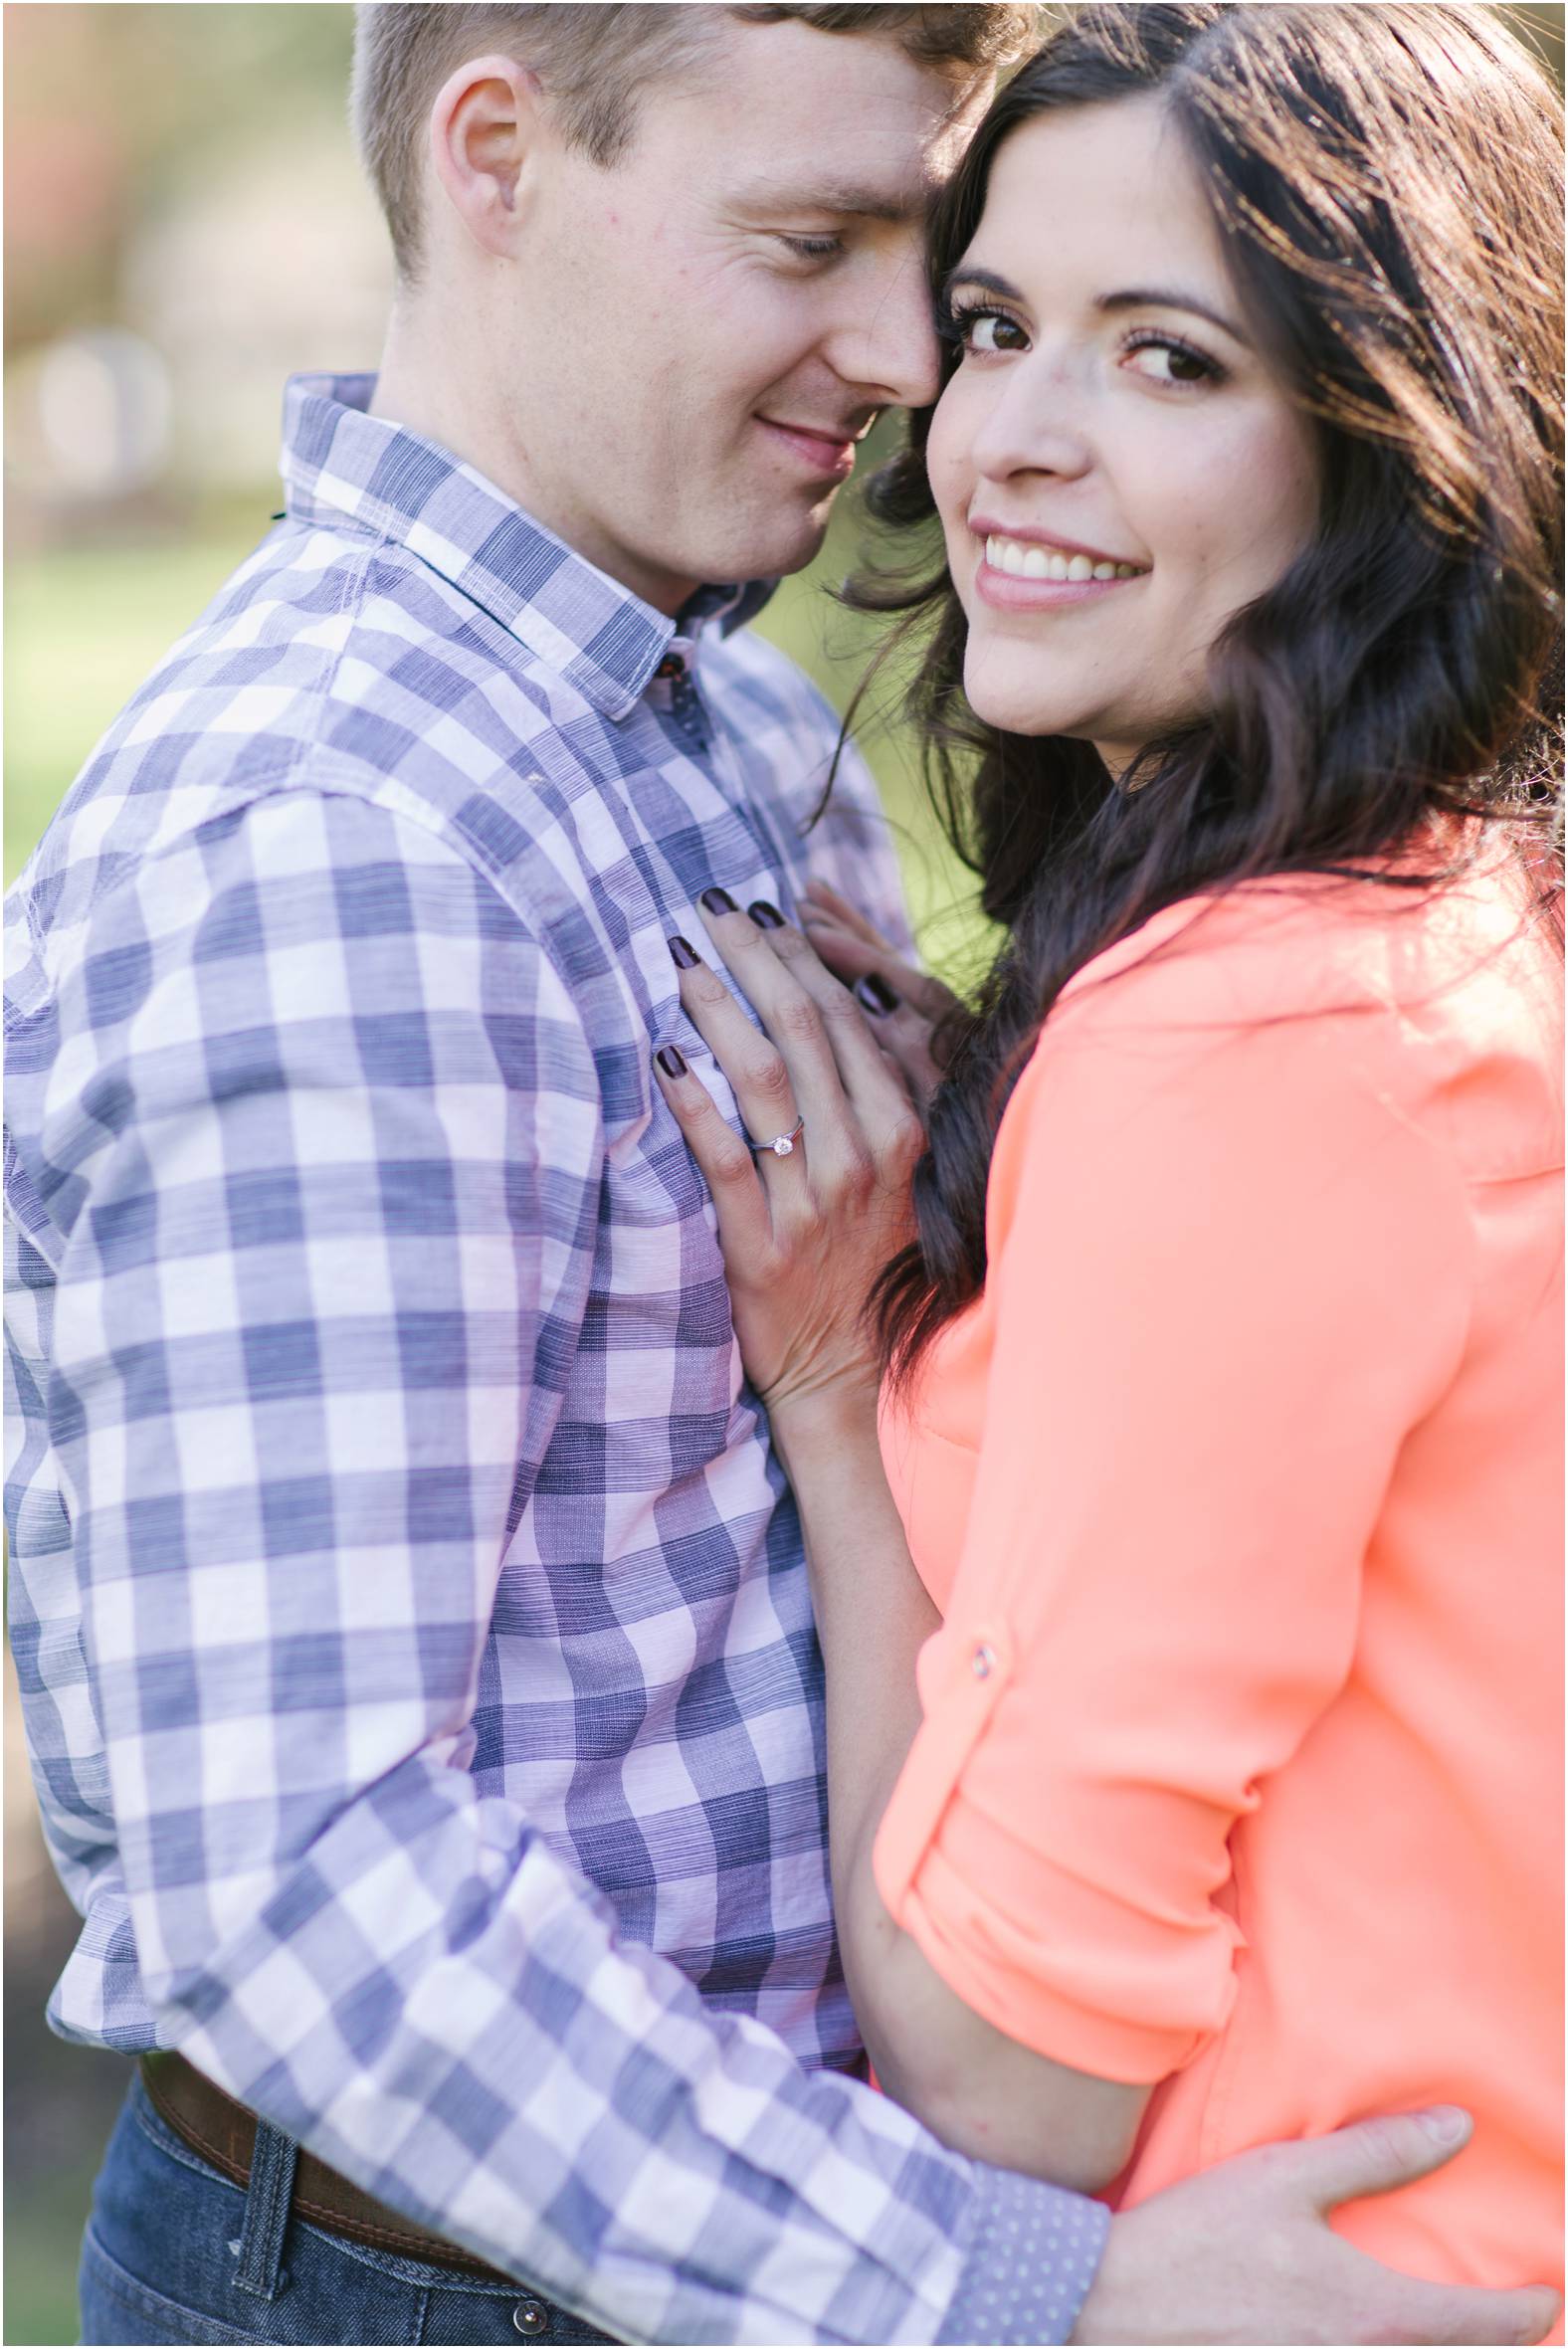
[942,269,1253,348]
[942,264,1025,303]
[1096,286,1251,343]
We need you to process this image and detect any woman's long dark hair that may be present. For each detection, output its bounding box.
[856,1,1564,1384]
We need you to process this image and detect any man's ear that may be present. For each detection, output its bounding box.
[427,54,546,260]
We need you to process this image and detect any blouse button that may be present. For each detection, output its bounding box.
[971,1643,996,1678]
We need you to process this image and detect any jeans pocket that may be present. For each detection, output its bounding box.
[80,2223,267,2347]
[127,2074,248,2198]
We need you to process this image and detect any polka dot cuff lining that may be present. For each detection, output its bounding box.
[937,2168,1110,2344]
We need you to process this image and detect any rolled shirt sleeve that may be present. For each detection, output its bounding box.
[874,910,1475,2084]
[14,782,1104,2344]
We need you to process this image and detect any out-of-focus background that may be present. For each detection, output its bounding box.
[5,5,1564,2343]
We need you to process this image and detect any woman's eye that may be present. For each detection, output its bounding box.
[958,309,1029,355]
[1122,334,1221,387]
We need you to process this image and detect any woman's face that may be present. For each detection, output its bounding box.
[927,92,1318,762]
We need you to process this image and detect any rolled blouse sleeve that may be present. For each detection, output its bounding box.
[873,909,1476,2084]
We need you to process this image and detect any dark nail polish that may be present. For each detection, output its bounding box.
[657,1045,686,1077]
[699,887,737,915]
[669,935,702,968]
[855,972,899,1015]
[748,900,786,929]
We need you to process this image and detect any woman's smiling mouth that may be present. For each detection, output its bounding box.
[973,523,1149,610]
[985,531,1145,581]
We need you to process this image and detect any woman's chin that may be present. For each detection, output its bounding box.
[959,649,1098,740]
[964,683,1095,741]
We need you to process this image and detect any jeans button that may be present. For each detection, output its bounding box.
[512,2302,550,2337]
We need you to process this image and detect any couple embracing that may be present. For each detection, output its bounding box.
[4,5,1561,2345]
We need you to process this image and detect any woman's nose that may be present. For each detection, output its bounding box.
[969,355,1095,485]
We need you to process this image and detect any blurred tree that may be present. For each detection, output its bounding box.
[6,4,357,349]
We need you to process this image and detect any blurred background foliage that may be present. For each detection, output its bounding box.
[4,6,1564,2343]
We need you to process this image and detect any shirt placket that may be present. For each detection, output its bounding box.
[649,636,794,904]
[653,640,710,754]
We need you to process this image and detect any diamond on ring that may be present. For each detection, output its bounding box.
[748,1115,805,1159]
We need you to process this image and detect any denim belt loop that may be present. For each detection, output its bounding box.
[229,2116,297,2300]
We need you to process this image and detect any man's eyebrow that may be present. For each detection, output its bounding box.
[732,175,929,226]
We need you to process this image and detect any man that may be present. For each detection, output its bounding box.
[4,7,1557,2344]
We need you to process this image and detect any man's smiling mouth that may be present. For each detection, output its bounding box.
[756,413,874,479]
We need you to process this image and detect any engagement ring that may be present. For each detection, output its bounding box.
[747,1117,805,1159]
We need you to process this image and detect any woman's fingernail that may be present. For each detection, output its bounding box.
[748,900,786,928]
[855,973,899,1015]
[699,887,737,915]
[669,936,702,968]
[656,1045,687,1077]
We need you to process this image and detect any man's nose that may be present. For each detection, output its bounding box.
[825,249,944,412]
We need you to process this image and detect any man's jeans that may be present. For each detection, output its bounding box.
[79,2073,619,2345]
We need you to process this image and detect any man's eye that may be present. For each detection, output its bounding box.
[778,234,845,263]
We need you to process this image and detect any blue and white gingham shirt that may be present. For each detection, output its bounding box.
[4,374,1108,2344]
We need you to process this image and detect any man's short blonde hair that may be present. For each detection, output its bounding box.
[352,3,1040,280]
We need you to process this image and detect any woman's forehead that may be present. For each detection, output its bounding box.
[964,99,1228,299]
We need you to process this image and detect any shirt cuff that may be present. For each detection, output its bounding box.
[938,2165,1110,2345]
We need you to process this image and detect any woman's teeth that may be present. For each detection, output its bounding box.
[984,534,1142,582]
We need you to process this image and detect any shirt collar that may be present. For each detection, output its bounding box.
[280,372,774,719]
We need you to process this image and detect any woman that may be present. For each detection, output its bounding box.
[654,0,1563,2310]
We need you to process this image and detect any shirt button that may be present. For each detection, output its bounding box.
[971,1643,996,1678]
[512,2301,550,2336]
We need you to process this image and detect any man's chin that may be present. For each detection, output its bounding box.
[655,468,845,594]
[709,500,839,588]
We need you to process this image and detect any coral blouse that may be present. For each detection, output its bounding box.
[875,855,1563,2298]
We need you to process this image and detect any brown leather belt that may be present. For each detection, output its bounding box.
[139,2051,514,2282]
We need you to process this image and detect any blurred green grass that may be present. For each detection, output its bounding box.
[6,527,259,882]
[5,489,986,981]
